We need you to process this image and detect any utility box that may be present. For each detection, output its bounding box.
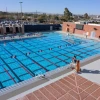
[50,26,53,31]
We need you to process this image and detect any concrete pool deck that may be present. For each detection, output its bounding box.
[79,59,100,85]
[0,34,42,41]
[57,31,100,42]
[0,54,98,100]
[0,31,100,42]
[10,58,100,100]
[16,74,100,100]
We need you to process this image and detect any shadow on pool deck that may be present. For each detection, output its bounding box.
[80,69,100,74]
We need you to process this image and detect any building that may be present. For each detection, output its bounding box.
[62,22,100,38]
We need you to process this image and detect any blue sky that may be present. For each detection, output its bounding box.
[0,0,100,14]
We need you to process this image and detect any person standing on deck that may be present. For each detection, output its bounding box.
[86,32,89,38]
[70,56,77,69]
[76,60,81,73]
[72,56,77,64]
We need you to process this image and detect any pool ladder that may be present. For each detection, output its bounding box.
[35,71,51,80]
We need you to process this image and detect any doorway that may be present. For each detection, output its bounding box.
[67,28,69,32]
[90,31,96,38]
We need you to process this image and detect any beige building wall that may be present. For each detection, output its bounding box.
[2,24,6,34]
[12,24,16,33]
[21,24,24,34]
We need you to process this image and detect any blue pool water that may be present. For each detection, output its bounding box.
[0,32,100,89]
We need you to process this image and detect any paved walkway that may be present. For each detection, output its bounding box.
[79,59,100,84]
[16,73,100,100]
[8,59,100,100]
[57,31,100,41]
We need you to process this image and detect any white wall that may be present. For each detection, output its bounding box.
[88,23,100,26]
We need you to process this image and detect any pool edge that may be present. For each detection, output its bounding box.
[0,54,100,100]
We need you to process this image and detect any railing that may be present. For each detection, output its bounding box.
[0,33,43,41]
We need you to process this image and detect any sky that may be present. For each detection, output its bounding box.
[0,0,100,15]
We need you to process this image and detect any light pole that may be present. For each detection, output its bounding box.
[6,7,7,20]
[19,2,23,22]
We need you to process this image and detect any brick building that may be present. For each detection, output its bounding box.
[62,22,100,38]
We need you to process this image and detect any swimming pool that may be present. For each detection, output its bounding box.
[0,32,100,89]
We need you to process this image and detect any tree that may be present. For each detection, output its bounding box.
[54,15,59,20]
[84,13,89,19]
[73,15,79,21]
[60,16,66,21]
[64,8,72,21]
[33,14,38,19]
[48,14,52,19]
[38,13,47,23]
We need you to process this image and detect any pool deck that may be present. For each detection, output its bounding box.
[0,35,42,41]
[0,31,100,42]
[3,55,99,100]
[57,31,100,42]
[9,58,100,100]
[80,59,100,85]
[16,74,100,100]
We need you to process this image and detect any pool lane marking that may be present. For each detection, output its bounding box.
[0,57,21,82]
[14,58,35,77]
[3,66,16,83]
[5,43,35,77]
[0,47,22,82]
[9,42,48,73]
[13,42,49,72]
[22,41,61,68]
[0,81,4,89]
